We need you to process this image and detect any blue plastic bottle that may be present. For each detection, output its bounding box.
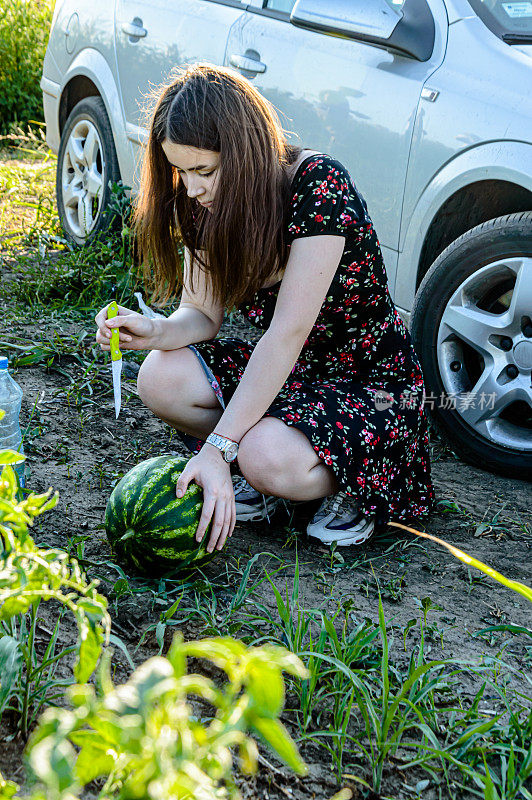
[0,356,25,489]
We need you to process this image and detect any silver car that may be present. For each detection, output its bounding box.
[41,0,532,479]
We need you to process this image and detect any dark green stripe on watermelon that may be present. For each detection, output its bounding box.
[105,455,215,576]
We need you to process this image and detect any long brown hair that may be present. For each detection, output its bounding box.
[132,62,303,308]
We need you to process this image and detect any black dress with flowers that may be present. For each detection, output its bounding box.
[188,153,435,532]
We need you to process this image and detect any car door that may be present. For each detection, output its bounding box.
[115,0,248,185]
[225,0,447,287]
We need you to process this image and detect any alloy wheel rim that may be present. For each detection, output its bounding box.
[61,119,104,238]
[437,256,532,452]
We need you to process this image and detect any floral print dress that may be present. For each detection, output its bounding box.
[187,153,435,533]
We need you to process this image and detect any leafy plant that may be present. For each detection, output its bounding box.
[0,444,110,736]
[4,220,140,311]
[0,0,53,134]
[2,634,308,800]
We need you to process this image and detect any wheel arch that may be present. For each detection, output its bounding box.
[59,74,99,134]
[58,49,133,188]
[395,141,532,311]
[416,179,532,291]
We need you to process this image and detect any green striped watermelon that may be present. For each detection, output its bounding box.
[105,455,214,576]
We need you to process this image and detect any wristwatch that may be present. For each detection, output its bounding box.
[206,433,239,463]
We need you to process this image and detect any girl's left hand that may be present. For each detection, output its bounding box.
[175,446,236,553]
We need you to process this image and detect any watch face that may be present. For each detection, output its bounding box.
[224,444,239,462]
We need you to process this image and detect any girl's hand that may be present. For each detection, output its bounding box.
[176,446,236,553]
[95,303,160,351]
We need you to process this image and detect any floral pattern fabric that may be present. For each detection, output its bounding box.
[188,154,435,532]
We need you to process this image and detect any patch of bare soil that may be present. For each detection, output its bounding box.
[0,316,531,799]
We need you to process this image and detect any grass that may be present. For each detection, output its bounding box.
[98,548,530,796]
[137,555,532,797]
[0,0,53,135]
[0,125,143,324]
[0,124,57,246]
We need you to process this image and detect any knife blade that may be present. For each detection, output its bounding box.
[107,300,123,418]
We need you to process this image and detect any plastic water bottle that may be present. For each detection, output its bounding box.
[0,356,25,489]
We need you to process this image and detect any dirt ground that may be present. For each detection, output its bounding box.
[0,309,531,799]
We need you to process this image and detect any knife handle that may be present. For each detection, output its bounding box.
[107,301,122,362]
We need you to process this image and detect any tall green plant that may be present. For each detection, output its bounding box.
[0,0,53,134]
[0,634,308,800]
[0,442,110,736]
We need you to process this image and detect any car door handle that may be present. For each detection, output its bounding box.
[229,54,266,73]
[122,20,147,39]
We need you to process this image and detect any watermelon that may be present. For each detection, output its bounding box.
[105,455,214,576]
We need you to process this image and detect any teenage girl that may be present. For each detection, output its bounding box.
[95,63,434,555]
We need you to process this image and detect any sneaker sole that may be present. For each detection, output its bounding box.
[235,508,271,522]
[235,499,282,523]
[307,522,374,547]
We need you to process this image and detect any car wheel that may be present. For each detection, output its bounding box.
[56,96,121,245]
[411,211,532,479]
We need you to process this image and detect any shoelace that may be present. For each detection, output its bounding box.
[232,475,253,496]
[316,491,358,520]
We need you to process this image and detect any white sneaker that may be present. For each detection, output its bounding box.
[233,476,282,523]
[306,491,375,546]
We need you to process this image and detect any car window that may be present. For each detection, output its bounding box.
[467,0,532,41]
[265,0,407,18]
[264,0,296,10]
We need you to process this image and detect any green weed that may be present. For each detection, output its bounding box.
[0,125,56,243]
[0,0,52,134]
[3,635,308,800]
[0,443,110,737]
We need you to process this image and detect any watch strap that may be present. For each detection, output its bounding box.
[206,433,238,448]
[206,433,239,461]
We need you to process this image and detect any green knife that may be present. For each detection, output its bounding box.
[107,301,123,418]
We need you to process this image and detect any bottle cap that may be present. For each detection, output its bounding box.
[0,356,7,369]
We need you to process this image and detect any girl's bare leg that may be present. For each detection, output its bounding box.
[237,417,339,501]
[137,348,222,437]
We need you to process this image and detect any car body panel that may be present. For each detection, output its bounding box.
[42,0,75,84]
[115,0,248,188]
[400,15,532,255]
[224,0,448,277]
[395,139,532,309]
[41,76,61,153]
[438,0,475,22]
[45,47,136,190]
[40,0,136,182]
[43,0,117,85]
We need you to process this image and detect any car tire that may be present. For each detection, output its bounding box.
[56,96,121,245]
[411,211,532,479]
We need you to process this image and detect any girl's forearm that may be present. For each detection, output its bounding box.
[211,327,305,442]
[154,305,220,350]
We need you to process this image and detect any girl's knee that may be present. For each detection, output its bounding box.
[137,350,165,409]
[238,422,295,494]
[137,347,220,416]
[137,349,188,412]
